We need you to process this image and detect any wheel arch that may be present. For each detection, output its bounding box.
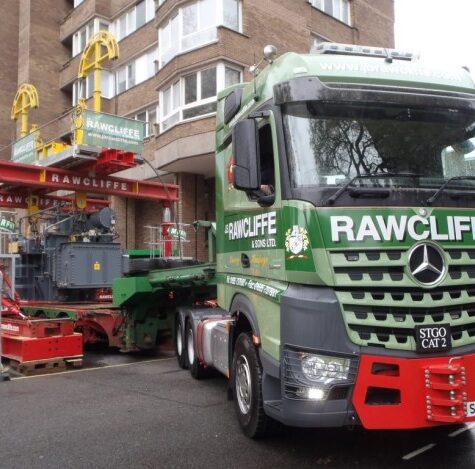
[229,294,260,349]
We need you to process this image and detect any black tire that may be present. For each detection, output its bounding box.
[150,257,202,270]
[232,332,278,438]
[175,319,188,369]
[127,258,155,274]
[186,320,210,379]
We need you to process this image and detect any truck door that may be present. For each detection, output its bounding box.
[221,114,284,282]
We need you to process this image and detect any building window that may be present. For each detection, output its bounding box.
[132,105,158,137]
[72,19,110,57]
[182,67,217,120]
[159,63,241,132]
[158,0,242,68]
[223,0,240,30]
[112,0,155,42]
[72,71,114,105]
[162,81,181,131]
[71,48,156,105]
[309,0,350,25]
[115,48,157,95]
[310,33,328,53]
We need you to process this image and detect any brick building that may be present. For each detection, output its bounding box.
[0,0,394,259]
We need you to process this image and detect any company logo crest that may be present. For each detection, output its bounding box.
[407,242,446,287]
[285,225,309,258]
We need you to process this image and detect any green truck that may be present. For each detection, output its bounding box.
[115,42,475,437]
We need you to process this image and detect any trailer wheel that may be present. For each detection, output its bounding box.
[232,332,276,438]
[175,319,188,369]
[186,321,209,379]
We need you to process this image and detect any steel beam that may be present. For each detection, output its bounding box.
[0,160,179,202]
[0,191,110,211]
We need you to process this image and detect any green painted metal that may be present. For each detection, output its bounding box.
[82,110,145,153]
[21,305,78,319]
[127,249,161,258]
[116,50,475,359]
[112,275,153,307]
[213,50,475,358]
[148,263,216,289]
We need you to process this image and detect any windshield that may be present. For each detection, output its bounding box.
[283,102,475,204]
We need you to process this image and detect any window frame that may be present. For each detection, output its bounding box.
[309,0,351,25]
[131,104,159,138]
[158,0,242,68]
[72,18,110,57]
[111,0,155,43]
[72,70,114,105]
[159,62,242,133]
[114,47,158,96]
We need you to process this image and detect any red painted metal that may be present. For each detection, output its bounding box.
[0,191,109,211]
[0,267,21,316]
[76,311,124,348]
[0,160,179,202]
[161,221,173,256]
[1,317,82,362]
[22,302,125,348]
[94,149,136,175]
[352,354,475,429]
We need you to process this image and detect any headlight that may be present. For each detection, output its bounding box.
[300,353,350,385]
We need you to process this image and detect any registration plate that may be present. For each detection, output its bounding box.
[465,402,475,417]
[415,324,451,353]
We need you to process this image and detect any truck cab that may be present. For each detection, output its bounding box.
[214,43,475,435]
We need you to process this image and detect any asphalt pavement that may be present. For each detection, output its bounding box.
[1,356,475,469]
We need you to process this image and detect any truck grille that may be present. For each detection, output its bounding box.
[329,248,475,351]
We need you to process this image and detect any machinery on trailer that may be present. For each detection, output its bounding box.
[115,42,475,437]
[0,31,178,366]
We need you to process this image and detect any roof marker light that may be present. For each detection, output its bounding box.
[313,42,419,62]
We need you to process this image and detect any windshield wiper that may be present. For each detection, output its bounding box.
[326,172,422,205]
[426,176,475,205]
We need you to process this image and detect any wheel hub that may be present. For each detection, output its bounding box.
[187,327,195,365]
[176,324,183,356]
[236,354,252,415]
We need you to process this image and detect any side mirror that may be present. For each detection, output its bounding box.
[232,119,260,191]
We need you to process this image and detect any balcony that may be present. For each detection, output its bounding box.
[153,117,216,177]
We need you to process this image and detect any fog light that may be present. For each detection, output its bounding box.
[307,387,325,400]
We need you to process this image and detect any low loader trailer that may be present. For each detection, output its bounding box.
[115,42,475,437]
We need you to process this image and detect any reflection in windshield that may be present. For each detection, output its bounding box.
[283,102,475,190]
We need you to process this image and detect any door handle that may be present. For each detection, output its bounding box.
[241,253,250,268]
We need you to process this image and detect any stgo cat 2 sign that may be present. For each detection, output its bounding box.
[81,110,145,153]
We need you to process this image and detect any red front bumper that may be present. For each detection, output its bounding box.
[352,353,475,429]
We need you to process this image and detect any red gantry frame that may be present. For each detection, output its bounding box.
[0,160,179,203]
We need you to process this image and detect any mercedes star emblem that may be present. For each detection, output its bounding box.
[408,243,446,287]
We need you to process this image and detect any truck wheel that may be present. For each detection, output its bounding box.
[175,319,187,369]
[186,321,209,379]
[232,332,276,438]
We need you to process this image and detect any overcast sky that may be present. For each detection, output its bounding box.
[395,0,475,74]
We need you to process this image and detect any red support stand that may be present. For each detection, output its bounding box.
[1,317,82,362]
